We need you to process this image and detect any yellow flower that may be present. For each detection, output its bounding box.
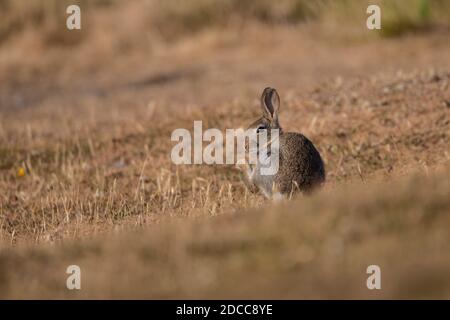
[17,167,26,177]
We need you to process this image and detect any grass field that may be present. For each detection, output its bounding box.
[0,0,449,299]
[1,168,450,299]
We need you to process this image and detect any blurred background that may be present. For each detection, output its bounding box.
[1,0,449,111]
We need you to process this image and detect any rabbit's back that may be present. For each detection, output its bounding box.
[276,132,325,194]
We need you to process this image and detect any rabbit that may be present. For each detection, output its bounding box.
[242,87,325,199]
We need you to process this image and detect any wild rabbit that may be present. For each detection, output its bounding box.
[243,87,325,199]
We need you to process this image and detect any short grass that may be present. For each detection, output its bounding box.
[1,167,449,298]
[1,66,448,244]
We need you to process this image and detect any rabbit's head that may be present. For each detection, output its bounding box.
[247,87,282,134]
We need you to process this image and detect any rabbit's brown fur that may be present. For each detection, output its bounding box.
[244,87,325,198]
[276,132,325,195]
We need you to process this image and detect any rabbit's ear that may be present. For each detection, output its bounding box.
[261,87,280,121]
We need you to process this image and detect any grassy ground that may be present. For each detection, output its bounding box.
[1,168,450,299]
[0,0,449,298]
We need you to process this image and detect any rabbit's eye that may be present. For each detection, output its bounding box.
[256,125,266,133]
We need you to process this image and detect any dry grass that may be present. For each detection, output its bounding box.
[1,66,448,244]
[1,167,450,299]
[0,0,449,299]
[1,0,450,45]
